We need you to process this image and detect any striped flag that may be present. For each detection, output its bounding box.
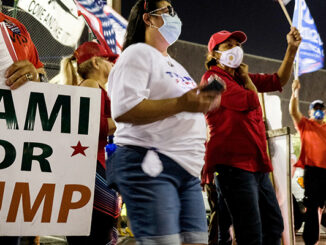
[74,0,119,53]
[103,5,127,53]
[292,0,324,76]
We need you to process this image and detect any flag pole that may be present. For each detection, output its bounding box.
[294,0,302,80]
[278,0,292,26]
[13,0,19,18]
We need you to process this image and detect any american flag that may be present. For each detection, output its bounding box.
[104,5,127,54]
[74,0,119,54]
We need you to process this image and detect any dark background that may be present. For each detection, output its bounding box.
[121,0,326,68]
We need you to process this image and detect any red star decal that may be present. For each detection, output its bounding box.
[71,141,89,157]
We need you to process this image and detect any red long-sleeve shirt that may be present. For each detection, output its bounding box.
[0,13,43,68]
[201,66,282,184]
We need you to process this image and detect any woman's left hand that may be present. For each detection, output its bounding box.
[5,60,39,89]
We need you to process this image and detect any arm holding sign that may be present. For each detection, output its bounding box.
[0,12,46,89]
[5,60,43,89]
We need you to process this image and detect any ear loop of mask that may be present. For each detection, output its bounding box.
[147,11,159,29]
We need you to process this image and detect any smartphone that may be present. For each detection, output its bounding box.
[201,74,225,92]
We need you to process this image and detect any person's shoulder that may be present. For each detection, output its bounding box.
[296,116,309,129]
[123,43,155,56]
[79,79,100,89]
[117,43,154,66]
[206,66,231,82]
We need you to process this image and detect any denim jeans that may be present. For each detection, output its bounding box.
[214,176,233,245]
[107,145,208,245]
[205,180,233,245]
[216,166,283,245]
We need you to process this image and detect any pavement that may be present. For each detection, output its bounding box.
[33,236,137,245]
[34,234,326,245]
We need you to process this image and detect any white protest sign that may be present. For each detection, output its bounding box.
[18,0,85,47]
[268,130,294,245]
[0,22,16,80]
[0,81,101,235]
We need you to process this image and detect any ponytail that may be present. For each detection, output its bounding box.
[60,56,79,86]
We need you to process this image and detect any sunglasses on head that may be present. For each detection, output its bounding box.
[149,5,176,17]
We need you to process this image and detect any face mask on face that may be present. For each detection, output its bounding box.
[216,46,244,69]
[313,109,325,120]
[151,13,182,45]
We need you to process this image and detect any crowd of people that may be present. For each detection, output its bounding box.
[2,0,326,245]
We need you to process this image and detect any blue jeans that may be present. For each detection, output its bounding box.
[216,166,283,245]
[214,176,233,245]
[107,145,208,245]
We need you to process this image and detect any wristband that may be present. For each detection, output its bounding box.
[39,73,48,83]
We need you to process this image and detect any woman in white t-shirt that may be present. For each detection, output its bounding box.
[107,1,223,244]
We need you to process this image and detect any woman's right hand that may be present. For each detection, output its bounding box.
[237,63,250,80]
[178,88,222,113]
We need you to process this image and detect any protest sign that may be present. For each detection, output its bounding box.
[0,81,101,235]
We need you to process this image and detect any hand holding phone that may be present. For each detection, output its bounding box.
[201,74,226,92]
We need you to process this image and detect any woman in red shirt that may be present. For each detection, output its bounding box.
[58,41,119,245]
[201,28,301,245]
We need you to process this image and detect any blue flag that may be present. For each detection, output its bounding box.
[292,0,324,75]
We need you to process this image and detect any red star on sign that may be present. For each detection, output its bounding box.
[71,141,89,157]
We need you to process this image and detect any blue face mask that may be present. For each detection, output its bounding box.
[159,14,182,45]
[151,13,182,45]
[313,109,325,120]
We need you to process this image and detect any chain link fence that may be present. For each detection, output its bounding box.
[3,4,89,80]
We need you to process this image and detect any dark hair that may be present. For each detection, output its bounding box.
[123,0,171,50]
[205,44,219,70]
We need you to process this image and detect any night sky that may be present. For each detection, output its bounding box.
[121,0,326,68]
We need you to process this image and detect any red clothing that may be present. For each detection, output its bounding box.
[0,12,43,68]
[98,86,111,168]
[201,66,282,184]
[294,117,326,169]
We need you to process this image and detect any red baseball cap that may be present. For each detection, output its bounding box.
[74,42,119,64]
[208,30,247,52]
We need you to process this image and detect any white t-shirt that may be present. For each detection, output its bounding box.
[108,43,206,177]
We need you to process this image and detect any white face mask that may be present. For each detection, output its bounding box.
[216,46,244,68]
